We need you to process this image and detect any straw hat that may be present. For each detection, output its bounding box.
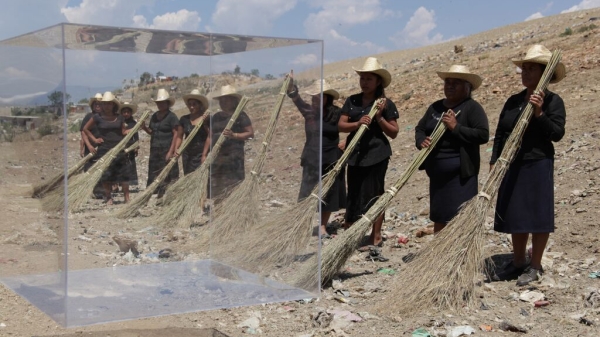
[88,92,103,108]
[305,80,340,100]
[153,88,175,107]
[353,57,392,88]
[512,44,566,83]
[437,65,483,90]
[120,102,137,114]
[100,91,120,110]
[213,84,242,100]
[183,89,209,110]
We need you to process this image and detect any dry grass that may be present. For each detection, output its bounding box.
[157,97,250,227]
[117,115,208,219]
[377,50,563,315]
[31,152,94,198]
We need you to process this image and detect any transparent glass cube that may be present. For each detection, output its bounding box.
[0,23,323,327]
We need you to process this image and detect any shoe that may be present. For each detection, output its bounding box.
[516,266,543,286]
[492,261,528,281]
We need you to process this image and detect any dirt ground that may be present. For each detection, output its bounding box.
[1,8,600,337]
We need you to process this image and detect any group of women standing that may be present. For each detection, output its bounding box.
[287,44,566,287]
[80,85,253,205]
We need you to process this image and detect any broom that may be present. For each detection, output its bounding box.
[210,76,291,246]
[376,50,564,314]
[124,141,139,153]
[293,110,460,288]
[116,114,208,218]
[234,98,387,270]
[157,96,250,227]
[42,110,151,212]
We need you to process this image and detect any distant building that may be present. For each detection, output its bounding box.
[0,115,41,130]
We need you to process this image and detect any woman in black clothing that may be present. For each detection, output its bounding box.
[120,102,152,197]
[177,89,210,175]
[491,45,567,286]
[338,57,399,248]
[415,65,489,233]
[147,88,180,198]
[287,77,346,237]
[82,92,127,204]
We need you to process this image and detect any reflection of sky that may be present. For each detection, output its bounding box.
[0,24,323,106]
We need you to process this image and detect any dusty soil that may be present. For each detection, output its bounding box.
[1,8,600,337]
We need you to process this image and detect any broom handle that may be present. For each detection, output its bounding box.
[482,50,562,197]
[310,98,386,200]
[203,96,250,167]
[67,152,95,177]
[124,141,139,153]
[250,76,292,177]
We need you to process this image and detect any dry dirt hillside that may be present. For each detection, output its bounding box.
[1,7,600,337]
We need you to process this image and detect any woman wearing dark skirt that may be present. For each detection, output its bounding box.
[415,65,489,233]
[204,85,254,202]
[82,92,128,204]
[177,89,210,175]
[491,44,567,286]
[147,88,180,198]
[121,102,152,189]
[287,76,346,237]
[338,57,399,248]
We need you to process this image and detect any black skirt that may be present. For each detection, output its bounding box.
[147,146,179,193]
[426,156,478,223]
[182,150,202,175]
[494,158,554,233]
[345,158,388,223]
[125,152,139,185]
[96,144,129,183]
[298,162,346,212]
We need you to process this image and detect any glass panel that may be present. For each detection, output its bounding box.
[0,23,322,327]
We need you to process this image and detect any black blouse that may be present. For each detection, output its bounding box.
[341,94,399,167]
[179,114,209,154]
[149,111,179,148]
[490,89,566,164]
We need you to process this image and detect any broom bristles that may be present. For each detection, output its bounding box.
[378,50,563,315]
[158,97,250,226]
[32,152,94,198]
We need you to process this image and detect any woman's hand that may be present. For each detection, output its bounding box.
[94,137,104,145]
[442,110,458,131]
[338,139,347,151]
[222,129,234,139]
[87,145,97,155]
[420,136,432,149]
[530,91,545,117]
[80,148,85,158]
[358,115,372,126]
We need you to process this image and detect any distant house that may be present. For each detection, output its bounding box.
[69,104,91,114]
[0,115,41,130]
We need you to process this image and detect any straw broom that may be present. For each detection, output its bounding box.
[292,110,459,288]
[116,115,208,218]
[210,76,291,245]
[32,141,140,199]
[42,110,151,212]
[235,98,387,269]
[375,50,563,315]
[157,96,250,227]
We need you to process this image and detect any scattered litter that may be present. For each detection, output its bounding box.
[448,325,475,337]
[411,327,431,337]
[589,271,600,278]
[519,290,545,304]
[377,268,396,275]
[479,324,493,331]
[327,310,362,322]
[534,300,551,307]
[579,317,594,326]
[498,321,527,333]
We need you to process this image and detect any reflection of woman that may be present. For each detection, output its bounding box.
[287,77,346,238]
[177,89,210,175]
[120,102,152,190]
[415,65,489,233]
[82,92,128,204]
[147,89,180,198]
[338,57,399,248]
[204,85,254,201]
[491,45,567,286]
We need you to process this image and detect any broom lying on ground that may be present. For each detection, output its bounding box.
[292,109,459,288]
[210,76,291,247]
[32,141,140,199]
[157,96,250,227]
[42,110,151,212]
[375,50,563,315]
[234,98,386,270]
[116,115,209,218]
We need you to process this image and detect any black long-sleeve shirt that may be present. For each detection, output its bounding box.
[490,89,566,164]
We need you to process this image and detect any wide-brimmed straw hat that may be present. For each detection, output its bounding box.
[100,91,120,110]
[512,44,566,83]
[353,57,392,88]
[437,65,483,90]
[305,80,340,100]
[183,89,209,110]
[153,88,175,107]
[88,92,103,108]
[120,102,137,114]
[213,84,242,100]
